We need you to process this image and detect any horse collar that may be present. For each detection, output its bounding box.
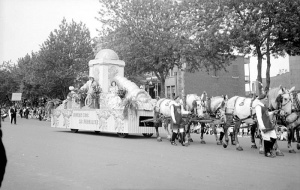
[250,98,255,119]
[206,98,212,114]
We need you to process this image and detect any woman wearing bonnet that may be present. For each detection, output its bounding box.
[107,81,122,109]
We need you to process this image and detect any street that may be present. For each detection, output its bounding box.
[1,118,300,190]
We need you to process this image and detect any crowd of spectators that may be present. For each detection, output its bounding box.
[1,106,47,122]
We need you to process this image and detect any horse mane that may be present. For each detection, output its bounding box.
[267,86,282,110]
[208,96,225,113]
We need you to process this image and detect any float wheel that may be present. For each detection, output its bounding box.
[142,133,153,138]
[117,133,128,138]
[71,129,78,133]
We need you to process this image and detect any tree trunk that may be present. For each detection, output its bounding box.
[265,35,271,94]
[177,68,182,99]
[160,76,165,98]
[181,68,186,109]
[256,46,263,96]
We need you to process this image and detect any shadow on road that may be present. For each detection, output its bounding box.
[53,130,154,140]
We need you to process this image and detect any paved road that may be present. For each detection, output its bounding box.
[1,118,300,190]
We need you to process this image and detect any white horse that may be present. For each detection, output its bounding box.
[269,86,300,153]
[223,95,284,156]
[153,93,207,142]
[185,93,228,144]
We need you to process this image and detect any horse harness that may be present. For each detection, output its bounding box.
[205,98,224,119]
[292,91,300,112]
[228,97,256,122]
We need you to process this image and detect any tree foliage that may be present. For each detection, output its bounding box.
[274,0,300,56]
[96,0,235,97]
[207,0,300,94]
[0,18,94,106]
[31,18,94,99]
[0,62,19,106]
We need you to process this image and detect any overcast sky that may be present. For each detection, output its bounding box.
[0,0,100,63]
[0,0,289,83]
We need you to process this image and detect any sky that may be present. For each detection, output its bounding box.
[0,0,289,85]
[0,0,100,63]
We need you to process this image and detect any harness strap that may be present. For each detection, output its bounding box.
[155,98,166,113]
[206,98,212,115]
[233,97,240,112]
[225,96,239,115]
[292,91,300,112]
[231,97,256,122]
[250,98,254,119]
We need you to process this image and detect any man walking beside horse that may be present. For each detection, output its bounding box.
[256,94,280,158]
[170,96,190,146]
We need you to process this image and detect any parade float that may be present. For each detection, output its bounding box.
[51,49,163,137]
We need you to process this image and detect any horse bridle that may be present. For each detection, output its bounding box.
[277,92,293,114]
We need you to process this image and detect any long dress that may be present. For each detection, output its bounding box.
[107,86,122,109]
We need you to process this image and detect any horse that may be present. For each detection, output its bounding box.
[153,93,207,142]
[185,94,228,145]
[269,86,300,152]
[222,95,284,156]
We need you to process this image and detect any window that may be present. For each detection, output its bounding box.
[168,69,174,77]
[171,85,176,99]
[170,69,174,77]
[167,86,171,99]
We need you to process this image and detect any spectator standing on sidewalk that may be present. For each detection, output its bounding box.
[19,108,23,118]
[24,107,29,119]
[10,106,17,124]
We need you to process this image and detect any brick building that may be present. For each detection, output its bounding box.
[164,56,249,98]
[257,56,300,91]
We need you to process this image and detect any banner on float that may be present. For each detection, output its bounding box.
[71,110,100,131]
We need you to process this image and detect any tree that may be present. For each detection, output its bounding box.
[37,18,94,99]
[15,53,43,103]
[97,0,234,98]
[217,0,299,94]
[219,0,278,94]
[0,61,19,106]
[274,0,300,56]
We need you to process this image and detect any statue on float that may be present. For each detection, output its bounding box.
[106,81,122,109]
[80,74,101,109]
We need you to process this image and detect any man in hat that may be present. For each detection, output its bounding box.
[10,106,17,124]
[255,94,281,158]
[170,96,190,146]
[80,74,99,108]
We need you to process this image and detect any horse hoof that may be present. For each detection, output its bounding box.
[259,150,265,154]
[200,141,206,144]
[217,142,222,145]
[276,151,284,156]
[189,138,193,142]
[297,144,300,150]
[182,142,189,147]
[157,137,162,142]
[236,147,243,151]
[231,142,236,145]
[289,150,296,153]
[251,145,258,149]
[223,143,228,148]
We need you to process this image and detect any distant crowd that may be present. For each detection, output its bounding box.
[1,106,47,122]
